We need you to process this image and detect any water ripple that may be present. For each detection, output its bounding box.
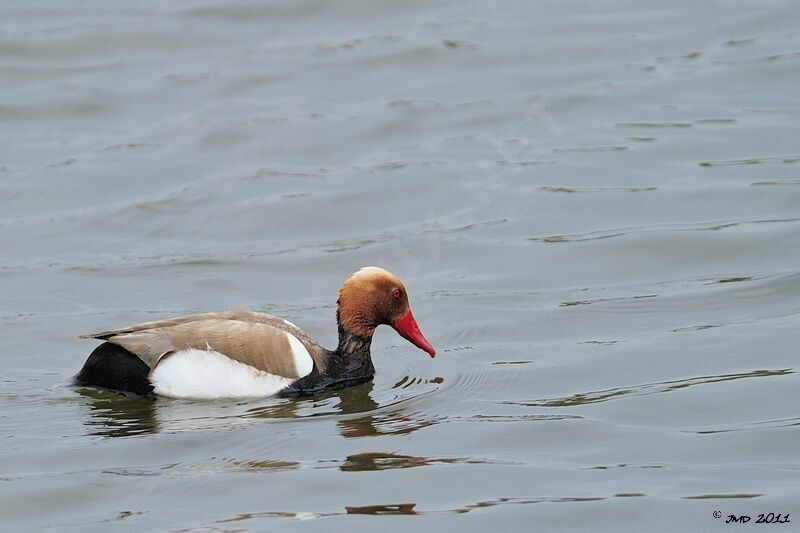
[700,155,800,166]
[502,369,793,408]
[529,217,800,244]
[210,494,624,525]
[539,186,657,193]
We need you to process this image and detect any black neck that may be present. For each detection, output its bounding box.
[336,325,373,359]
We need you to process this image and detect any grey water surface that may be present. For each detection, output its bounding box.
[1,1,799,531]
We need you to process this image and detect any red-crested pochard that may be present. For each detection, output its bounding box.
[74,267,436,399]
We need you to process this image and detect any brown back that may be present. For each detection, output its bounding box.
[80,310,327,378]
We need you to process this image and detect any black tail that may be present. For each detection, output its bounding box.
[75,342,154,397]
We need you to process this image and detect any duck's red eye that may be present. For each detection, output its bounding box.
[392,288,402,299]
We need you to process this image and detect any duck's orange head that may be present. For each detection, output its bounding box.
[337,266,436,357]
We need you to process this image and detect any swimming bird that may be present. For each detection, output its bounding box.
[74,267,435,399]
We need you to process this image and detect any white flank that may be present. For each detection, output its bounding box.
[151,348,295,399]
[282,318,299,329]
[287,333,313,377]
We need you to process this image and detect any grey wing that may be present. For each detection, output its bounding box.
[79,310,325,375]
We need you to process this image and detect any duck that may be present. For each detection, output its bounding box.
[74,267,435,399]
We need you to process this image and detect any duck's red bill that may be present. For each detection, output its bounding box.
[392,309,436,358]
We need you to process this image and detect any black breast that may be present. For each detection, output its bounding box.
[278,350,375,398]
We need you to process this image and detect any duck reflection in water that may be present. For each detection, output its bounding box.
[346,503,418,515]
[77,378,439,439]
[77,388,159,438]
[246,380,439,438]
